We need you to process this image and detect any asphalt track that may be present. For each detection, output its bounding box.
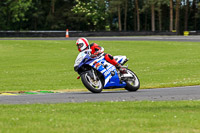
[1,36,200,42]
[0,86,200,104]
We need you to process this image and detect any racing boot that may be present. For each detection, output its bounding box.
[115,63,127,74]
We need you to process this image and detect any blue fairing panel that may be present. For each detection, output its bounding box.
[104,70,126,88]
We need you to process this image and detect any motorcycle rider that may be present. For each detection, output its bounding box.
[76,37,127,74]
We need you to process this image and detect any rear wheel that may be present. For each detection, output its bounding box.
[81,71,104,93]
[124,69,140,91]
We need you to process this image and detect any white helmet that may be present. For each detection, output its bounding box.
[76,37,89,52]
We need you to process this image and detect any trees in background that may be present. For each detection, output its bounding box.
[135,0,140,31]
[71,0,108,31]
[170,0,173,32]
[0,0,32,30]
[0,0,200,34]
[124,0,128,31]
[108,0,123,31]
[175,0,181,34]
[184,0,189,31]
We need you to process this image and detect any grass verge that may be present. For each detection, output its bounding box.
[0,101,200,133]
[0,40,200,92]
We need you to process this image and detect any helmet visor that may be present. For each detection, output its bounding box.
[77,43,83,50]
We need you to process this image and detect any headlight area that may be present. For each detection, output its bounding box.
[74,56,84,67]
[74,66,79,72]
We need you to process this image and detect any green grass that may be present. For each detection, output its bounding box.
[0,40,200,92]
[0,101,200,133]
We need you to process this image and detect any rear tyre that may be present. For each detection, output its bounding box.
[81,71,103,93]
[124,69,140,92]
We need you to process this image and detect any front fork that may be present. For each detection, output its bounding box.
[76,69,97,80]
[84,69,98,81]
[91,69,97,81]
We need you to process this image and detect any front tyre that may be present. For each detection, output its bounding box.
[125,69,140,92]
[81,72,103,93]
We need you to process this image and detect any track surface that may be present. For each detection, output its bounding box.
[1,36,200,42]
[0,86,200,104]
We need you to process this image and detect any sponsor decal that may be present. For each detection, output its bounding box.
[104,66,116,77]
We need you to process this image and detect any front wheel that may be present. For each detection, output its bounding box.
[81,71,104,93]
[124,69,140,92]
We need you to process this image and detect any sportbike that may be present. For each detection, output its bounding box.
[74,50,140,93]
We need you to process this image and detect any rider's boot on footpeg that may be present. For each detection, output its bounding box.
[115,63,127,74]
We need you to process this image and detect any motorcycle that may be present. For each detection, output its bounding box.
[74,49,140,93]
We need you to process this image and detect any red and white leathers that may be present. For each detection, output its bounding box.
[89,43,116,65]
[87,43,127,74]
[76,38,126,74]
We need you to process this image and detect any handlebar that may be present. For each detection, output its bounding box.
[84,49,92,55]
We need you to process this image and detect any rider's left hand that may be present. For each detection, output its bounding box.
[93,51,101,56]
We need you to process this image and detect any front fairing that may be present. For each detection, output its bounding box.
[74,52,95,72]
[74,52,87,67]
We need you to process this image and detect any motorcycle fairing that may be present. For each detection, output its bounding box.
[114,56,127,64]
[74,52,127,88]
